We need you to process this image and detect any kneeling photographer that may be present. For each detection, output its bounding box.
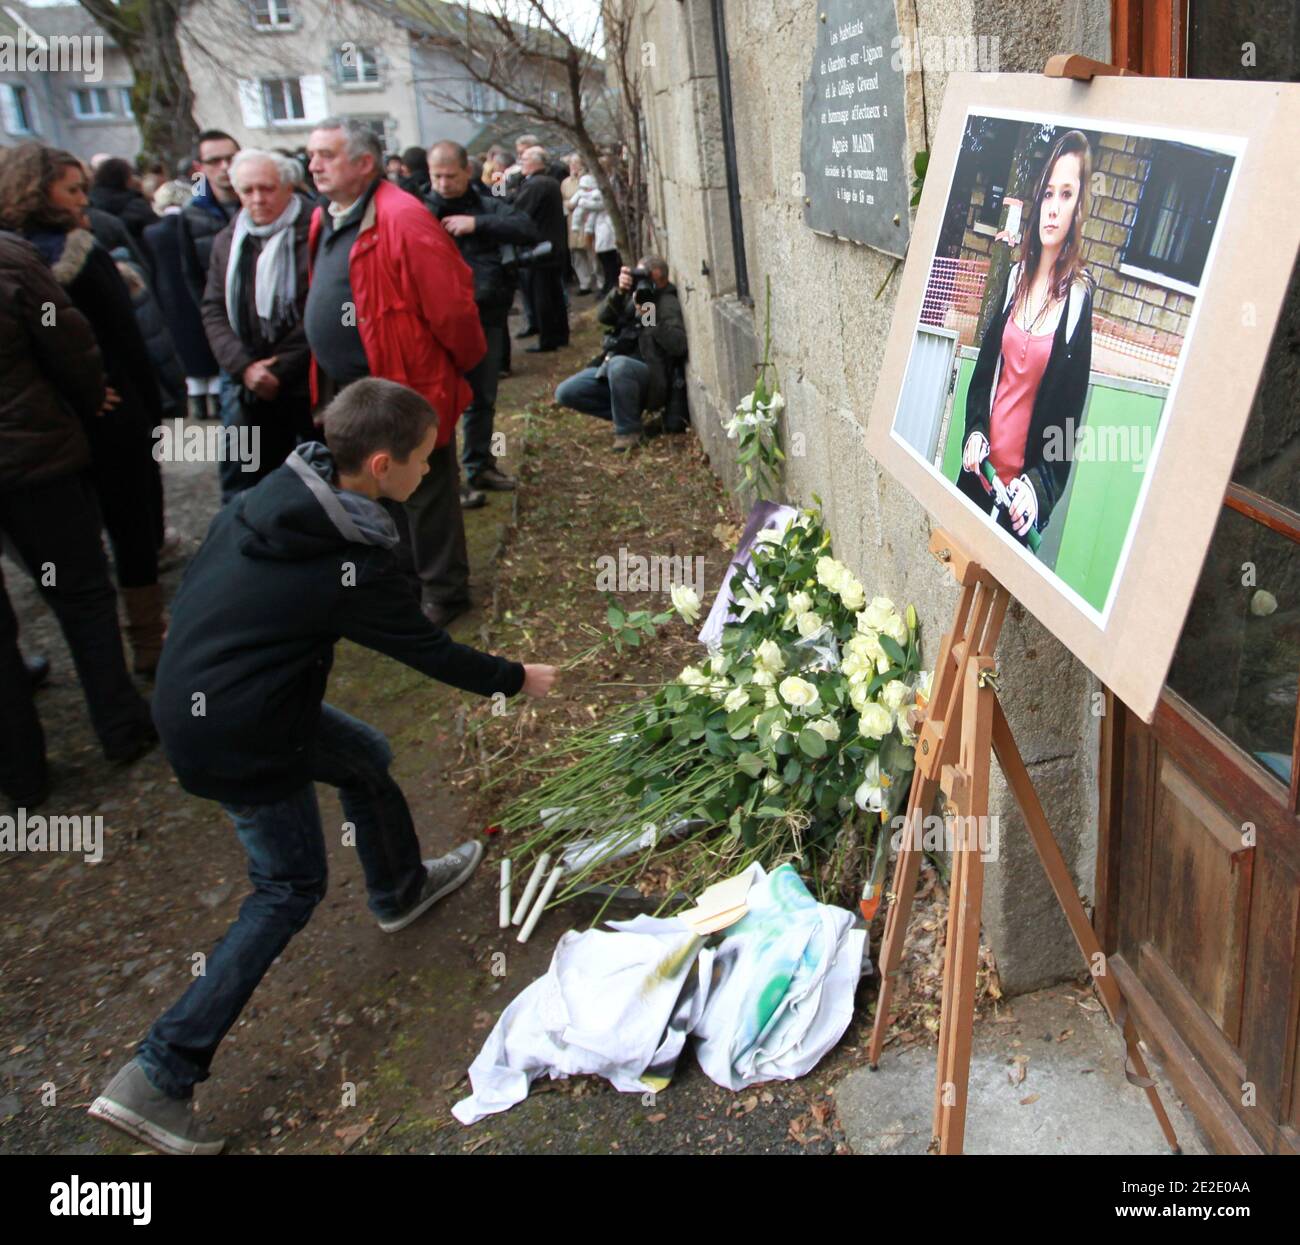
[427,140,542,503]
[553,256,688,453]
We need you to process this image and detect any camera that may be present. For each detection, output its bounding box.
[630,266,656,303]
[499,240,554,269]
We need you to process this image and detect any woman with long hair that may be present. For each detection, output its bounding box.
[0,143,167,674]
[956,129,1095,549]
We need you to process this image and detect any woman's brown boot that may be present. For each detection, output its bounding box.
[121,583,167,678]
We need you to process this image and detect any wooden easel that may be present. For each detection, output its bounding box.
[865,530,1179,1153]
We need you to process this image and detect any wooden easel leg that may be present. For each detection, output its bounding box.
[868,788,928,1068]
[932,655,996,1154]
[990,698,1181,1153]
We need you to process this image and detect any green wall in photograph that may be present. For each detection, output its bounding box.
[940,359,1167,612]
[1053,387,1166,611]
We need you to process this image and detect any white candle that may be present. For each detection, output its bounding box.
[511,852,551,925]
[517,865,564,944]
[498,859,512,929]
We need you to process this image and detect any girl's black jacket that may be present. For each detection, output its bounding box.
[960,260,1094,530]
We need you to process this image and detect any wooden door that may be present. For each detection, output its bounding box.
[1100,0,1300,1155]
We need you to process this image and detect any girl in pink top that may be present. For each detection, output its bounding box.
[956,129,1095,550]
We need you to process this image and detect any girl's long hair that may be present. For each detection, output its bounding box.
[0,142,84,232]
[1013,129,1093,318]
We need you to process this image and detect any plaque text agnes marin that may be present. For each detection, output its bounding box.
[800,0,911,258]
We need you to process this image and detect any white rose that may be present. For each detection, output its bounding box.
[670,583,701,624]
[724,686,749,713]
[751,667,776,687]
[849,682,871,713]
[779,675,821,714]
[754,638,784,673]
[678,665,709,688]
[882,611,908,646]
[710,651,730,676]
[839,578,866,612]
[858,701,893,740]
[842,651,872,682]
[881,679,911,712]
[861,597,898,633]
[736,392,755,413]
[815,556,846,593]
[787,591,812,616]
[809,716,841,742]
[796,611,824,639]
[763,687,780,708]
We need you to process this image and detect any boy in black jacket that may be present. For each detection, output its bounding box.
[89,378,555,1155]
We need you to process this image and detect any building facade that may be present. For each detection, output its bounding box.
[630,0,1300,1154]
[0,2,138,158]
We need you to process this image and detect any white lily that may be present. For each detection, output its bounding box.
[735,580,776,622]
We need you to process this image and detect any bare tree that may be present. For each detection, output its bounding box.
[370,0,651,259]
[78,0,199,166]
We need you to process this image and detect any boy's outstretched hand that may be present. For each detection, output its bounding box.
[521,664,557,697]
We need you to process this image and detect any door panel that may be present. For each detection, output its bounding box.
[1147,756,1252,1041]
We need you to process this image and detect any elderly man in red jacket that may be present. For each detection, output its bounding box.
[304,118,486,626]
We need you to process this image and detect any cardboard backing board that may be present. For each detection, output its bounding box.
[864,73,1300,722]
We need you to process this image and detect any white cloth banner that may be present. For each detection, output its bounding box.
[452,864,868,1124]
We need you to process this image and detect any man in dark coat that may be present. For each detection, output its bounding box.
[175,131,242,417]
[0,230,156,804]
[201,150,314,500]
[427,139,538,497]
[512,146,569,352]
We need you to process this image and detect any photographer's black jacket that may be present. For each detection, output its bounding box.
[152,443,525,805]
[959,260,1093,530]
[425,182,538,324]
[598,281,688,412]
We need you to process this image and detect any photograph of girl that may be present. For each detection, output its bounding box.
[955,129,1093,551]
[890,109,1236,619]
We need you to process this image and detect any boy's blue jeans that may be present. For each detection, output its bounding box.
[137,704,426,1099]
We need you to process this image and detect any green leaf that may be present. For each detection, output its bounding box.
[736,750,765,778]
[798,728,828,759]
[782,757,802,785]
[879,634,907,668]
[606,605,625,628]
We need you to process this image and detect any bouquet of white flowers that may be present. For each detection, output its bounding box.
[495,507,927,913]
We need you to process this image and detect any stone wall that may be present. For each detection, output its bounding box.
[630,0,1112,992]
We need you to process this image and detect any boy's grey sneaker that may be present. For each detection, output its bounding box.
[88,1058,225,1155]
[378,841,484,933]
[611,433,644,453]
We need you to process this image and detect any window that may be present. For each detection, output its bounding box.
[118,87,134,117]
[261,77,305,124]
[71,87,114,119]
[1122,143,1233,288]
[468,81,501,122]
[249,0,295,28]
[335,44,380,87]
[2,84,34,135]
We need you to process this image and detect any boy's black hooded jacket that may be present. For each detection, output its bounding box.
[153,443,525,804]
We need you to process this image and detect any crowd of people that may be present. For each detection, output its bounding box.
[0,116,694,1154]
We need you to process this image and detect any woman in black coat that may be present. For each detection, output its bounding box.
[2,144,168,674]
[956,130,1095,552]
[89,157,156,269]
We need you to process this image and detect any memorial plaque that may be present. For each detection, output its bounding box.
[800,0,911,257]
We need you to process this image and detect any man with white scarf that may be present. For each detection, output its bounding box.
[201,149,314,501]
